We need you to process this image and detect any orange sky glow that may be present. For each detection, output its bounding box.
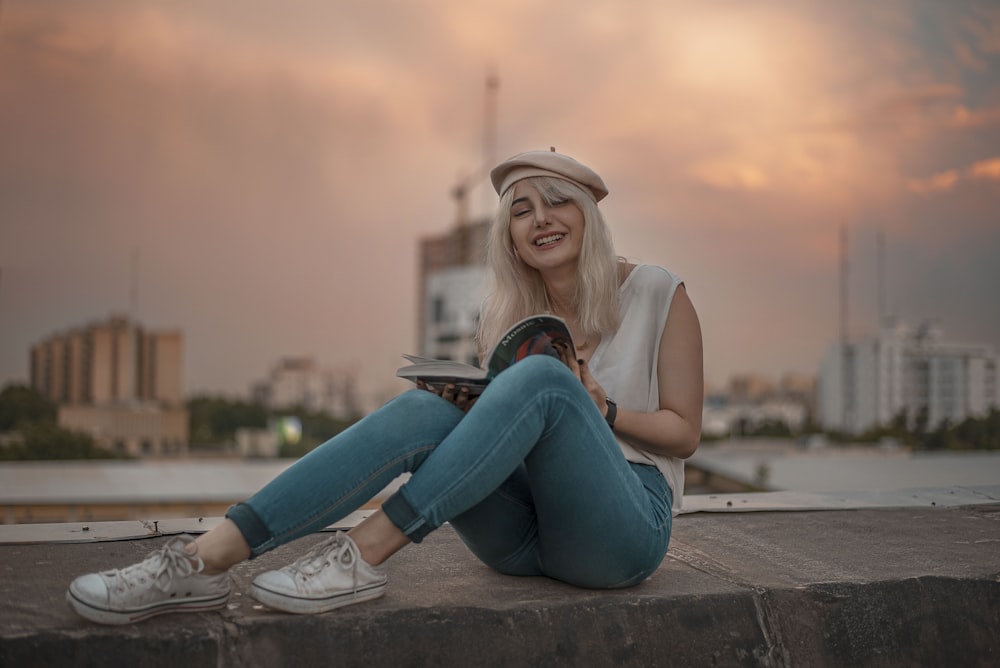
[1,0,998,406]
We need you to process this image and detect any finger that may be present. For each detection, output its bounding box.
[557,342,581,376]
[577,359,606,405]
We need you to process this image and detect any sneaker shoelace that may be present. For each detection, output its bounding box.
[112,537,203,594]
[286,533,360,594]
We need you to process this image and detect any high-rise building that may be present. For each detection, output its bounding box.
[29,315,189,456]
[818,320,998,434]
[417,218,490,366]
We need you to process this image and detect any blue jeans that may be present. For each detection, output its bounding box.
[226,355,673,589]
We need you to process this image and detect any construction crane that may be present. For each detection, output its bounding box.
[451,69,500,230]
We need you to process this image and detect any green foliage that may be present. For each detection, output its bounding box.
[915,409,1000,451]
[0,423,127,461]
[854,411,918,448]
[835,408,1000,451]
[948,409,1000,450]
[187,395,358,456]
[0,384,127,460]
[187,395,268,444]
[745,419,792,439]
[0,384,57,430]
[277,407,358,457]
[723,407,1000,451]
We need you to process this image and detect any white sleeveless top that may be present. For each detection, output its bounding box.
[588,264,686,514]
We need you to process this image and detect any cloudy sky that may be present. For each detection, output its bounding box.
[1,0,998,407]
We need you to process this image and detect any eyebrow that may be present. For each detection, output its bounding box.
[511,197,530,207]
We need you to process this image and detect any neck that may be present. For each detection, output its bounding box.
[541,272,592,349]
[540,266,578,319]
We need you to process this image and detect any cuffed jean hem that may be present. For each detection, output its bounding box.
[225,502,272,557]
[381,488,433,544]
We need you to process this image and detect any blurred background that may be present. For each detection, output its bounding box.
[1,0,998,521]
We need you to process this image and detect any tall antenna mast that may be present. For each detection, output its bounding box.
[129,247,139,323]
[877,228,886,328]
[839,223,852,431]
[452,69,501,234]
[483,66,500,184]
[480,67,500,219]
[839,225,848,345]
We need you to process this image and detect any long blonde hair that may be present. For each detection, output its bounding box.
[477,175,622,358]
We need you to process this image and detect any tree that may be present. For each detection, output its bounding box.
[0,384,57,430]
[0,423,127,461]
[188,396,268,445]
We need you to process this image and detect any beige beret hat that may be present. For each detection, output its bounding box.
[490,148,609,202]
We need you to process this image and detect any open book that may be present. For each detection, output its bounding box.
[396,315,575,395]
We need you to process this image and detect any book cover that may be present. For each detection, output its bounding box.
[396,315,575,395]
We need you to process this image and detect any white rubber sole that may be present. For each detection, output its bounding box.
[249,580,386,615]
[66,589,230,625]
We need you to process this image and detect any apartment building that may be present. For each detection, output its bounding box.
[818,320,998,434]
[417,218,490,365]
[250,356,361,420]
[29,315,189,456]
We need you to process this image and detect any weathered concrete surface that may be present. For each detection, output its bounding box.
[2,504,999,667]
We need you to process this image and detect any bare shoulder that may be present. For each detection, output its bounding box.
[618,261,637,285]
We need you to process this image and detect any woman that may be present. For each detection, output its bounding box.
[66,149,703,624]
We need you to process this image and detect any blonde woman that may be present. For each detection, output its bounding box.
[67,149,703,624]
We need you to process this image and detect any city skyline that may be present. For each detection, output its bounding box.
[1,0,998,403]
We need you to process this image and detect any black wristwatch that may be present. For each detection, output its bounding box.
[604,397,617,430]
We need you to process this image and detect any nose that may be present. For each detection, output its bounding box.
[533,205,550,227]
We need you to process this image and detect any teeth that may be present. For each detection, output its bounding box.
[535,234,564,246]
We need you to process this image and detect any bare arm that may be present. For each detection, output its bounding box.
[576,284,703,459]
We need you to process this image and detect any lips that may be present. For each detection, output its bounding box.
[533,233,565,247]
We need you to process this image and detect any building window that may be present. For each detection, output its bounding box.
[432,296,446,324]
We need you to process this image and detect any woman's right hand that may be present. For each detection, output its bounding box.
[416,379,477,413]
[554,342,607,412]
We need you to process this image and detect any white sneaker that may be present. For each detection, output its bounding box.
[66,534,231,625]
[250,532,387,614]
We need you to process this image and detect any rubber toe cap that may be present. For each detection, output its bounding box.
[69,573,110,604]
[252,569,295,594]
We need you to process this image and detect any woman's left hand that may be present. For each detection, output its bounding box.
[556,343,608,415]
[415,380,478,413]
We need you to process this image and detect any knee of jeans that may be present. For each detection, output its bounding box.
[393,387,441,409]
[497,354,573,388]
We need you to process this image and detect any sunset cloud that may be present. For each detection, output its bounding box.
[1,0,997,400]
[907,156,1000,194]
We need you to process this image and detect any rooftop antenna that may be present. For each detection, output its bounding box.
[481,65,500,216]
[877,228,887,328]
[840,223,853,430]
[129,247,139,324]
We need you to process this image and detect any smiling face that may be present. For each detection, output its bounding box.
[508,179,586,275]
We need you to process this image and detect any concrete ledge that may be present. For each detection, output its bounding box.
[3,503,1000,667]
